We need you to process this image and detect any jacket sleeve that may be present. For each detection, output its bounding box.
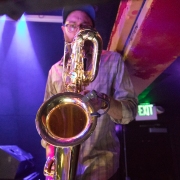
[111,54,138,124]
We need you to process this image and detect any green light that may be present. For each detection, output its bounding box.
[138,104,153,116]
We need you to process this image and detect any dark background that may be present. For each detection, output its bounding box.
[0,0,180,179]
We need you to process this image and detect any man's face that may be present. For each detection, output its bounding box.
[61,10,93,43]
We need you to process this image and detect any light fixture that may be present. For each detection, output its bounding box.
[135,103,164,121]
[0,14,63,23]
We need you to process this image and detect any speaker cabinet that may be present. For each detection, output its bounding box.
[0,145,34,179]
[123,122,174,180]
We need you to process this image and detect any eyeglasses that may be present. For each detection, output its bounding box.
[64,23,93,33]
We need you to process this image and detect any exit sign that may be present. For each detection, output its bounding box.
[135,104,157,121]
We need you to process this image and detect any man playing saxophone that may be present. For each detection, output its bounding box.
[42,4,138,180]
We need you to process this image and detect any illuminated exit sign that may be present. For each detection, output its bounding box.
[135,104,157,121]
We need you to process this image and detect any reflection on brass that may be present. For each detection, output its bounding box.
[47,104,87,138]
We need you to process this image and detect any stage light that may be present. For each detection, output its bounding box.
[0,14,62,23]
[0,15,6,45]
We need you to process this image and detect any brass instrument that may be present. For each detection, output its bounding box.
[35,28,103,180]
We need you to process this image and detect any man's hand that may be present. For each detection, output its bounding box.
[80,90,109,112]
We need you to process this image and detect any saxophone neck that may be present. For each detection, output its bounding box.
[62,29,103,93]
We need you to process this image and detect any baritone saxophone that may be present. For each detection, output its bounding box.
[35,28,103,180]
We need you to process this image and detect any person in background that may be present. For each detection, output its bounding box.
[41,4,138,180]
